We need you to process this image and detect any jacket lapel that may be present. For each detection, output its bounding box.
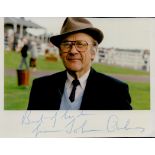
[52,70,67,109]
[80,68,96,110]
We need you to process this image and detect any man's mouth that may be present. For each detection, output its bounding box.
[67,58,81,61]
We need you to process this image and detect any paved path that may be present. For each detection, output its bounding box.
[5,68,149,83]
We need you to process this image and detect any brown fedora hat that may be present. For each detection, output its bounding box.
[50,17,104,47]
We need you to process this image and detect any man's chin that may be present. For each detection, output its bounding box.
[67,68,81,72]
[65,63,82,71]
[66,66,82,72]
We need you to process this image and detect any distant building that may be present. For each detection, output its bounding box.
[97,47,150,71]
[4,17,49,52]
[4,17,43,38]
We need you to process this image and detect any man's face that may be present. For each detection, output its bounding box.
[59,32,96,77]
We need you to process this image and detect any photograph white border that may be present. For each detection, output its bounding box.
[0,17,155,138]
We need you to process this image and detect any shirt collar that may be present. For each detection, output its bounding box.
[66,69,90,89]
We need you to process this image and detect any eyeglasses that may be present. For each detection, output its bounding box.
[60,40,96,53]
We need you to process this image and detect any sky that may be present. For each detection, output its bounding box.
[26,17,153,49]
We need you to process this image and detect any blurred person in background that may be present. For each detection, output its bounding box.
[29,41,38,71]
[18,38,29,70]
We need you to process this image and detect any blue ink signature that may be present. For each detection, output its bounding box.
[21,111,145,137]
[22,110,97,137]
[107,114,145,133]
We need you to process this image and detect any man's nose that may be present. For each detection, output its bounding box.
[69,44,78,54]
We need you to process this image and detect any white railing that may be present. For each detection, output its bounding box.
[97,48,150,71]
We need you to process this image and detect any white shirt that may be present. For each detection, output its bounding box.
[65,69,90,100]
[59,69,91,110]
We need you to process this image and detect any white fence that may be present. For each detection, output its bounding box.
[97,48,150,71]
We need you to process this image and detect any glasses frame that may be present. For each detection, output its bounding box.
[59,40,97,53]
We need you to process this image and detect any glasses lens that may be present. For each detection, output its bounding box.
[75,40,88,51]
[60,42,72,52]
[60,40,89,52]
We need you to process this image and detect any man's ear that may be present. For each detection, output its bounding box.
[91,47,97,61]
[91,52,96,61]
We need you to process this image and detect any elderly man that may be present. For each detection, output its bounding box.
[27,17,132,110]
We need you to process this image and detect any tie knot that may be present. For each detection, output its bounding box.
[72,79,80,87]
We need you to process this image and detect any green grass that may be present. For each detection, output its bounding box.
[4,76,150,110]
[92,63,149,75]
[4,76,33,110]
[4,51,150,110]
[127,82,150,110]
[5,51,149,75]
[5,51,65,71]
[5,51,21,69]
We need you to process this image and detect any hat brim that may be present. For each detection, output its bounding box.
[50,27,104,47]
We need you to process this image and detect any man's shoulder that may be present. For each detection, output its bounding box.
[33,70,66,84]
[91,69,128,87]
